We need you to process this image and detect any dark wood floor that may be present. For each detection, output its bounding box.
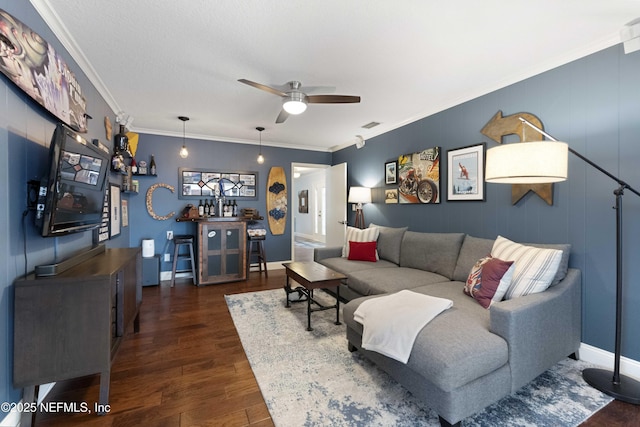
[32,267,639,426]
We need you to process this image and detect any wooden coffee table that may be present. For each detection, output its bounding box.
[282,261,347,331]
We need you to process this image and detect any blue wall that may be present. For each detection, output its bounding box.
[335,44,640,361]
[128,133,330,271]
[0,1,127,406]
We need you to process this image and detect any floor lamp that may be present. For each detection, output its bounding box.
[348,186,371,229]
[485,117,640,404]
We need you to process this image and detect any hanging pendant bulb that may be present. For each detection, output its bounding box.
[179,116,189,158]
[256,126,265,164]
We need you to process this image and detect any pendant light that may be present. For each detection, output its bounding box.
[256,126,265,164]
[178,116,189,158]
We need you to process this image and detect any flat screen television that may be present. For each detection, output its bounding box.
[36,123,110,237]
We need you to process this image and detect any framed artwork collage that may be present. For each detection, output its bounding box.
[383,143,485,204]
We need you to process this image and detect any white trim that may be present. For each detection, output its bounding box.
[0,383,55,427]
[579,343,640,380]
[30,0,122,115]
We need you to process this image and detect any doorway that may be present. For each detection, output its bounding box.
[291,163,347,261]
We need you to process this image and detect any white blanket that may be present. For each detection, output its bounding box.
[353,290,453,364]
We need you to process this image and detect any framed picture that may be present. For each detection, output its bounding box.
[385,189,398,204]
[398,147,440,204]
[298,190,309,213]
[178,168,258,200]
[447,143,486,201]
[110,184,121,238]
[121,199,129,227]
[385,161,397,184]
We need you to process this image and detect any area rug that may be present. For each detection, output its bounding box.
[225,289,612,426]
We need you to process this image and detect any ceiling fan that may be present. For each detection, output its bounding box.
[238,79,361,123]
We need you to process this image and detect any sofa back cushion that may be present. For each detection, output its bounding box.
[452,235,495,282]
[523,242,571,286]
[369,223,407,265]
[342,226,380,258]
[400,232,465,279]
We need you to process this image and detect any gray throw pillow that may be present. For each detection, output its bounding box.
[369,223,408,265]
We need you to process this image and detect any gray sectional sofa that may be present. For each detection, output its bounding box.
[314,226,581,427]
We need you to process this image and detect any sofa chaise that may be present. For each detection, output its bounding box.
[314,225,581,426]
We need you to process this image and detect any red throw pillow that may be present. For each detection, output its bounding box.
[473,258,514,309]
[348,241,377,262]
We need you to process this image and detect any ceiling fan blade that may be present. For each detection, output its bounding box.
[307,94,361,104]
[275,109,289,124]
[238,79,287,97]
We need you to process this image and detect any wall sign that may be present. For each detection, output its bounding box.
[179,168,257,200]
[0,9,88,132]
[146,183,175,221]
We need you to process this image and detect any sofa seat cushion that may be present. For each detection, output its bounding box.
[317,256,398,276]
[344,282,509,392]
[347,267,450,296]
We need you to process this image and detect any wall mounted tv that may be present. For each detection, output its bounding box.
[36,123,110,237]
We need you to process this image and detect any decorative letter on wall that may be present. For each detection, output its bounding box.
[481,110,554,205]
[146,183,175,220]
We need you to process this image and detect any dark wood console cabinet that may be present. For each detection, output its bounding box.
[13,248,142,425]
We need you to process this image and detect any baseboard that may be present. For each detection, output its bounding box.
[1,383,55,427]
[159,263,285,281]
[579,343,640,380]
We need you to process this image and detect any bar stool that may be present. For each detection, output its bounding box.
[247,235,268,277]
[171,234,197,287]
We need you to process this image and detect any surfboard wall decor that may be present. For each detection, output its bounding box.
[266,166,287,235]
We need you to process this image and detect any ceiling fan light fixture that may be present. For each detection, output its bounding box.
[282,92,307,115]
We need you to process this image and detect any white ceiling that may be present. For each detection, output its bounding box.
[32,0,640,152]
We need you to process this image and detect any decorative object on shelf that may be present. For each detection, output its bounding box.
[138,160,148,175]
[150,154,157,175]
[110,184,121,238]
[348,186,371,229]
[179,168,257,199]
[486,115,640,404]
[238,79,361,124]
[446,143,486,201]
[0,9,88,132]
[481,110,553,205]
[385,160,397,184]
[298,190,308,213]
[256,126,265,164]
[127,131,139,157]
[146,183,175,221]
[178,116,189,158]
[114,124,128,154]
[111,153,127,174]
[266,166,287,235]
[398,147,440,204]
[104,116,112,140]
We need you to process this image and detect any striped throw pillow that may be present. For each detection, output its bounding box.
[491,235,562,299]
[342,226,380,258]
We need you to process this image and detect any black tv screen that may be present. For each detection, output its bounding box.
[38,123,110,237]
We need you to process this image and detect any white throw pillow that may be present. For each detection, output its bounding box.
[342,226,380,258]
[491,235,562,299]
